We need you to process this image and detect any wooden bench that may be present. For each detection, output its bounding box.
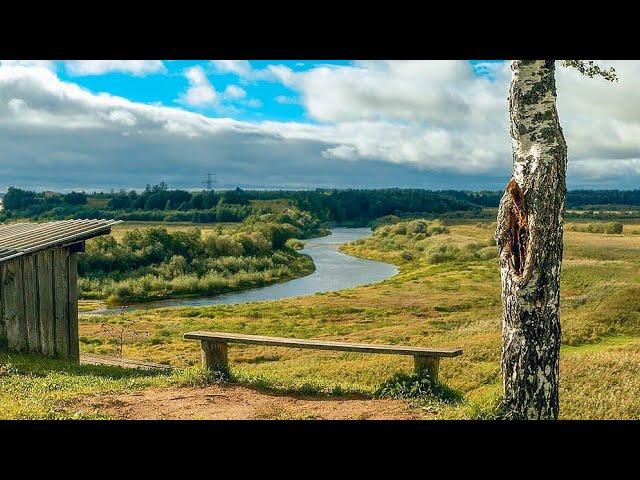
[183,331,462,381]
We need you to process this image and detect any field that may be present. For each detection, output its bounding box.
[2,219,640,419]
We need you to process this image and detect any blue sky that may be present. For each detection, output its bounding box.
[56,60,359,123]
[0,59,636,192]
[55,60,499,123]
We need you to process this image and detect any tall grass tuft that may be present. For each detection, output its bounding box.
[375,372,463,412]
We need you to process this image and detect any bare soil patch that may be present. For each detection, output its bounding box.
[75,383,425,420]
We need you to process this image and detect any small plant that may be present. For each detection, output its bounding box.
[100,307,147,358]
[374,372,463,413]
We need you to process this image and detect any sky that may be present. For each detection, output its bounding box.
[0,59,637,192]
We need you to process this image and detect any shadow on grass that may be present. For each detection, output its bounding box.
[225,369,465,407]
[0,352,173,380]
[226,370,371,400]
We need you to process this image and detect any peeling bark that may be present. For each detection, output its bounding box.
[495,60,567,420]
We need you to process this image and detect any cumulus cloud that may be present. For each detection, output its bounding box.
[1,60,640,191]
[260,59,640,187]
[223,84,246,100]
[65,60,166,76]
[210,60,253,77]
[178,66,218,107]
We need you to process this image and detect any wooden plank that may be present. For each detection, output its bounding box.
[67,251,79,360]
[53,248,70,358]
[1,258,27,352]
[36,251,55,357]
[22,255,40,353]
[184,331,463,357]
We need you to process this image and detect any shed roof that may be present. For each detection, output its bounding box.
[0,219,121,263]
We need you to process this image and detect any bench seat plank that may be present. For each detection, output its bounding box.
[184,331,462,358]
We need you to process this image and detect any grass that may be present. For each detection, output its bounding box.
[4,218,640,419]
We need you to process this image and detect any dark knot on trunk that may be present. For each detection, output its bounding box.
[496,178,529,278]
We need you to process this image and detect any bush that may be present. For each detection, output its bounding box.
[285,238,304,250]
[406,219,428,234]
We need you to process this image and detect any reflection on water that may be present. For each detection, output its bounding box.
[84,227,397,315]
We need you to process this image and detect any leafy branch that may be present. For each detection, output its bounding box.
[562,60,618,82]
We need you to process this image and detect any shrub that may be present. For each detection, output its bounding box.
[285,238,304,250]
[401,250,414,261]
[375,372,463,411]
[569,222,624,234]
[406,219,428,235]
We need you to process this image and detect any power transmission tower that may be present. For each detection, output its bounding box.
[202,173,216,190]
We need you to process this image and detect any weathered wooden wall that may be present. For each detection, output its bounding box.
[0,246,79,359]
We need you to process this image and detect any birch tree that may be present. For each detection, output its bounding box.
[495,60,616,420]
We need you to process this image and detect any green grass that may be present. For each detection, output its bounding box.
[374,372,464,414]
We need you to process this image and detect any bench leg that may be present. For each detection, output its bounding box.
[201,341,228,372]
[413,356,439,381]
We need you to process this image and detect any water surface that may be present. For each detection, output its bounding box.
[84,227,397,315]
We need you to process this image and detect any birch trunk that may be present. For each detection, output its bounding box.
[495,60,567,419]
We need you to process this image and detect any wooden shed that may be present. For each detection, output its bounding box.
[0,219,120,360]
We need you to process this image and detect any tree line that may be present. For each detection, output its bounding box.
[3,185,640,226]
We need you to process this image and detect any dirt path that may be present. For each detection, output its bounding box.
[75,384,426,420]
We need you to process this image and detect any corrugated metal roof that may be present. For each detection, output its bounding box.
[0,219,121,263]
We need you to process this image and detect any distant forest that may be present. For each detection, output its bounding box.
[3,185,640,225]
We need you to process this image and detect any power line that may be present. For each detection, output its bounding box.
[202,173,216,190]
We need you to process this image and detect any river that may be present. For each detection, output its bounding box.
[83,227,398,315]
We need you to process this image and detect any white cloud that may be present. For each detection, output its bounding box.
[0,60,55,70]
[210,60,253,77]
[178,66,218,107]
[275,95,297,104]
[7,98,27,113]
[209,61,295,85]
[223,84,246,100]
[65,60,166,76]
[106,110,137,126]
[281,60,506,125]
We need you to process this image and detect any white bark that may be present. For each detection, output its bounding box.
[495,60,567,419]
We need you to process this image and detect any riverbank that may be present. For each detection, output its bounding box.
[80,228,397,315]
[78,210,326,304]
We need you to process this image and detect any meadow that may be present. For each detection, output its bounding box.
[2,217,640,419]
